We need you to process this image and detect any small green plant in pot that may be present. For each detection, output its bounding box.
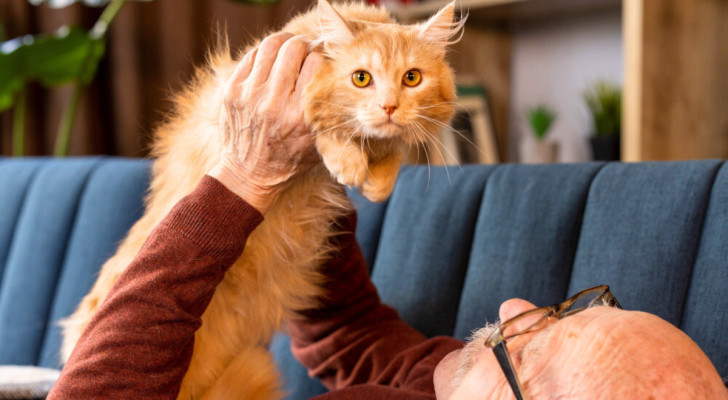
[583,80,621,161]
[521,105,558,163]
[527,105,556,141]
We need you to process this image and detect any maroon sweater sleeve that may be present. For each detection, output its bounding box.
[48,176,263,400]
[288,213,463,398]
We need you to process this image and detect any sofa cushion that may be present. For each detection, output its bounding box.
[0,158,149,368]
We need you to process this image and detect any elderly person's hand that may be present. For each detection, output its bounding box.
[209,32,323,213]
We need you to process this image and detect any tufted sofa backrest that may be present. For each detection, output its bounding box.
[0,158,726,399]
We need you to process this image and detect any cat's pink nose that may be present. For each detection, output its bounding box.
[381,104,397,116]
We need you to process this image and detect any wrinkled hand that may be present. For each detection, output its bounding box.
[209,33,323,213]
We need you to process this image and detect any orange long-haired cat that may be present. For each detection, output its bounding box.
[61,1,463,398]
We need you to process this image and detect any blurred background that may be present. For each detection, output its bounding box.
[1,0,727,163]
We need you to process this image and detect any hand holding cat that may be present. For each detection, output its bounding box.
[210,32,323,213]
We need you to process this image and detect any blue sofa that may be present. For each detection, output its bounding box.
[0,157,726,398]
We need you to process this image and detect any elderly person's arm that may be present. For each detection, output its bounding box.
[48,33,319,399]
[287,212,463,396]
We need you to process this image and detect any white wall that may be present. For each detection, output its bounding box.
[510,10,623,162]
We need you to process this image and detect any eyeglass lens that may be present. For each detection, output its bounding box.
[500,308,551,340]
[501,286,616,340]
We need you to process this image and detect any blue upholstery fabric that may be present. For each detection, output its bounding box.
[0,157,727,399]
[0,158,149,367]
[568,161,722,322]
[454,163,604,339]
[0,158,102,365]
[682,163,728,377]
[371,165,494,337]
[37,159,150,367]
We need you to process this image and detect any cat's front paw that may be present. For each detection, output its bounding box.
[359,154,401,202]
[321,150,369,187]
[361,179,395,202]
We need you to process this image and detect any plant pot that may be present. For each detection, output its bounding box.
[589,136,621,161]
[520,137,558,164]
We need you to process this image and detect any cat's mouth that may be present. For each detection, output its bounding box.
[370,121,404,137]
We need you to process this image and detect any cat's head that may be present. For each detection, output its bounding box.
[305,0,465,146]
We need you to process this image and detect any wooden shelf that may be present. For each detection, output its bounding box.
[388,0,621,24]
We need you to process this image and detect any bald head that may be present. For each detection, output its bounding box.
[434,299,728,400]
[519,306,726,399]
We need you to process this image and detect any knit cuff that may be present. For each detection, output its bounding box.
[163,175,264,262]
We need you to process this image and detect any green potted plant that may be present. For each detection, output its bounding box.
[583,80,621,161]
[0,0,134,157]
[2,0,274,157]
[521,105,557,163]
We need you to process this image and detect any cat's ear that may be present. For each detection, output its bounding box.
[317,0,355,45]
[418,1,465,47]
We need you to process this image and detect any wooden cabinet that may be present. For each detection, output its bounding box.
[623,0,728,161]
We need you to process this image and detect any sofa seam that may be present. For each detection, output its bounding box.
[563,161,609,299]
[451,165,496,339]
[675,160,724,329]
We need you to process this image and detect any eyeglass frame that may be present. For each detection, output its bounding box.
[484,285,622,400]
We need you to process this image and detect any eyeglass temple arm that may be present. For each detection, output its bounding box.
[492,341,527,400]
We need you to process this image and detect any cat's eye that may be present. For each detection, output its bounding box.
[352,71,372,88]
[403,69,422,87]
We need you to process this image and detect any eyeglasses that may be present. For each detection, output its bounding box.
[484,285,622,400]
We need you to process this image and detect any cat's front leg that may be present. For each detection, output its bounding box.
[316,132,369,187]
[361,147,403,202]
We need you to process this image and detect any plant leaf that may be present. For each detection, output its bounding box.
[0,52,22,111]
[27,0,151,8]
[1,26,105,88]
[526,105,556,139]
[583,81,621,137]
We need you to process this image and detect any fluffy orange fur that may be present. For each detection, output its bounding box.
[60,1,463,398]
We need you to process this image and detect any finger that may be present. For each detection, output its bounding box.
[293,51,324,101]
[231,47,258,85]
[224,48,258,102]
[499,298,537,324]
[288,52,324,124]
[246,32,294,89]
[269,36,310,97]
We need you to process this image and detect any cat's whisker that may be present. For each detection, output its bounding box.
[415,126,433,191]
[334,125,364,165]
[414,101,460,111]
[360,134,372,178]
[317,118,359,135]
[409,122,438,189]
[409,129,422,168]
[419,122,463,172]
[415,113,487,163]
[412,120,459,186]
[417,101,474,119]
[314,100,357,111]
[365,135,374,157]
[404,125,424,178]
